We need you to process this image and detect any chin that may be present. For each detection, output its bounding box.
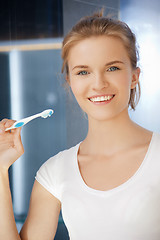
[87,107,129,122]
[88,112,117,122]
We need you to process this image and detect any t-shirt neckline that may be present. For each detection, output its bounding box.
[74,132,155,196]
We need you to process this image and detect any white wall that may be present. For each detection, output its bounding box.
[121,0,160,133]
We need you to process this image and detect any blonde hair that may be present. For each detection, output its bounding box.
[61,10,141,110]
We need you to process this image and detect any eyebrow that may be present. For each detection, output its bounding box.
[72,60,124,71]
[72,65,88,71]
[105,60,124,66]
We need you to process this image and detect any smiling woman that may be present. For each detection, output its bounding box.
[65,35,140,122]
[61,10,141,111]
[0,8,160,240]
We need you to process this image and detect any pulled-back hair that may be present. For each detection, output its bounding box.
[61,10,141,110]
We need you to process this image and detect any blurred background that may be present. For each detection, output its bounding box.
[0,0,160,239]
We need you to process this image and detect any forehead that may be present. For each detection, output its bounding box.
[68,36,130,66]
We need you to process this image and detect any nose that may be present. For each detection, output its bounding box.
[92,73,109,91]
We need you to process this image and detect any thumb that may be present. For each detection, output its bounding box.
[13,127,24,155]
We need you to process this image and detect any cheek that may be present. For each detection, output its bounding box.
[70,78,88,97]
[118,72,132,93]
[70,82,79,97]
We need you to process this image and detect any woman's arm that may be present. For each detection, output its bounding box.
[0,170,61,240]
[0,169,21,240]
[0,119,24,239]
[20,180,61,240]
[0,119,61,239]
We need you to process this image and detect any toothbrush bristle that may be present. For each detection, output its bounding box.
[41,109,54,118]
[49,110,53,116]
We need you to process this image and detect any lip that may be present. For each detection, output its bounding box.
[88,94,115,99]
[88,94,115,105]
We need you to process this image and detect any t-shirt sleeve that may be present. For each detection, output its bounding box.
[35,153,62,201]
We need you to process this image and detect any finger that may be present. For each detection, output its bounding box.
[11,126,22,139]
[0,120,7,133]
[0,119,16,134]
[14,127,23,138]
[4,120,16,128]
[0,126,5,133]
[13,127,24,155]
[1,119,8,123]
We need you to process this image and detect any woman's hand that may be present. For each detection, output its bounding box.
[0,119,24,171]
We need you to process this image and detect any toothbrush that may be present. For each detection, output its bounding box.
[5,109,54,131]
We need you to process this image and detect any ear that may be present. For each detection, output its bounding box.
[131,67,140,89]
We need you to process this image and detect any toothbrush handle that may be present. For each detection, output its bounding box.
[5,113,41,131]
[18,113,41,124]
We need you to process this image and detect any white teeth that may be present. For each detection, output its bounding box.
[89,95,114,102]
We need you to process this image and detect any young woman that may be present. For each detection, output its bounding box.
[0,10,160,240]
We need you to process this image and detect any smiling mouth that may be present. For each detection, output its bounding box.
[88,95,115,102]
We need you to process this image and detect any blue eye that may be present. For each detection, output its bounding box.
[108,66,119,72]
[77,70,88,75]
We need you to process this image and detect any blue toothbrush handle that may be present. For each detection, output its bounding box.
[5,109,53,131]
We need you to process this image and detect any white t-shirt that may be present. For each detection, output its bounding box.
[35,132,160,240]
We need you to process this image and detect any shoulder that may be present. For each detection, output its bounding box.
[35,142,81,200]
[46,142,80,166]
[144,131,160,159]
[152,131,160,146]
[37,142,81,175]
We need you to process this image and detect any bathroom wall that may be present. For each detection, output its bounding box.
[121,0,160,133]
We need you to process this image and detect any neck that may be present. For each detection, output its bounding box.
[84,108,140,155]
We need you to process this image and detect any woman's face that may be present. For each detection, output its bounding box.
[67,36,140,122]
